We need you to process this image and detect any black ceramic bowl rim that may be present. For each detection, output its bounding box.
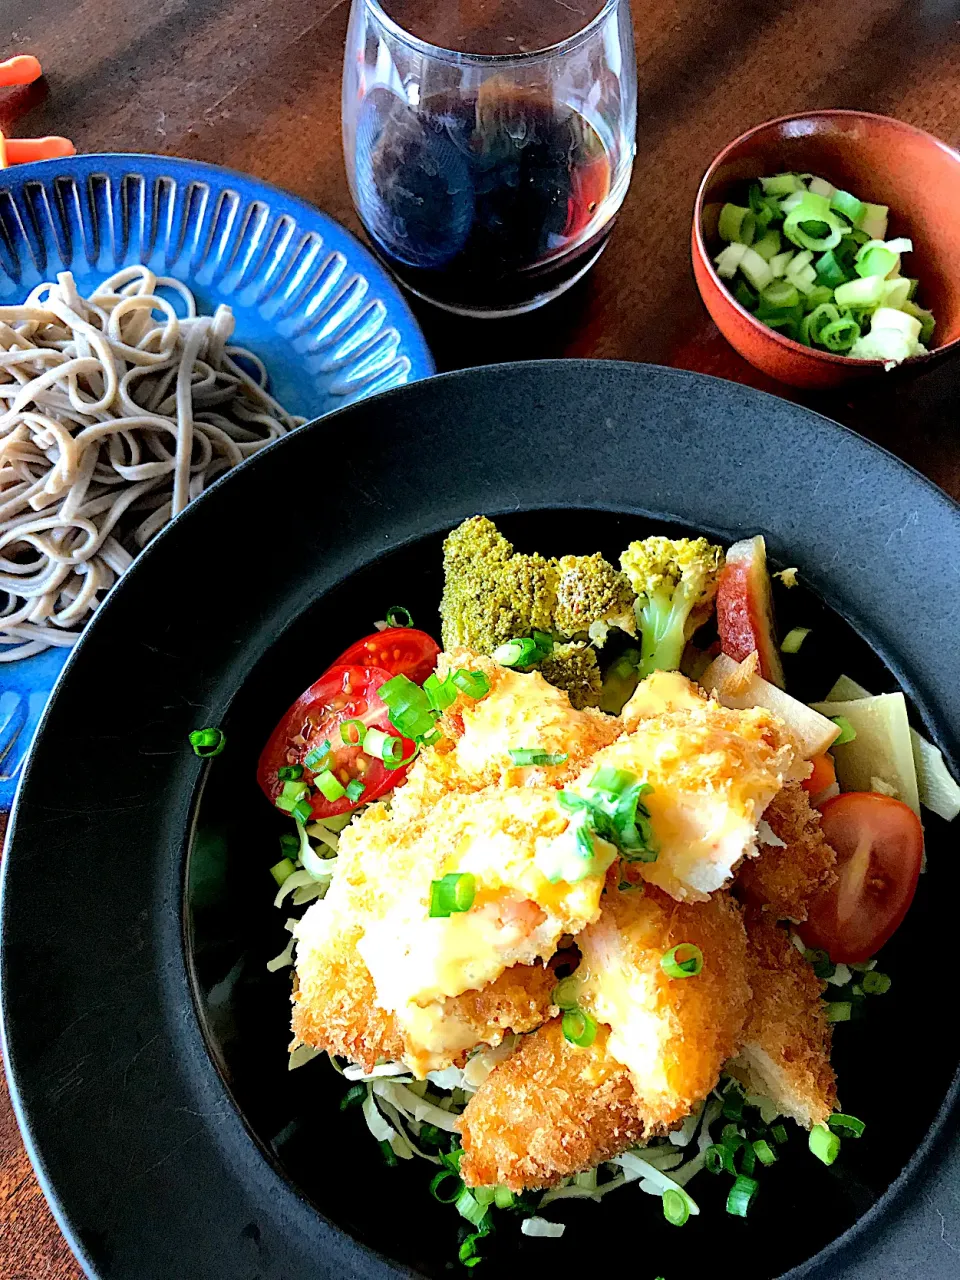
[2,360,960,1280]
[692,108,960,369]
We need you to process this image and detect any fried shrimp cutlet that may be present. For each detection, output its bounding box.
[457,885,750,1190]
[294,784,611,1075]
[457,1018,644,1191]
[292,915,556,1070]
[389,650,621,822]
[736,782,838,922]
[727,917,837,1128]
[570,675,806,900]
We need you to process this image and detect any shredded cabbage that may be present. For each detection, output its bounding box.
[521,1217,565,1238]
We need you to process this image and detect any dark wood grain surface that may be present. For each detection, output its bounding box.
[2,1,959,1275]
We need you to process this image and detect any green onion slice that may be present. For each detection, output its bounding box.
[340,718,365,747]
[189,726,226,758]
[726,1175,758,1217]
[492,637,541,667]
[753,1138,777,1166]
[340,1083,367,1110]
[771,1124,789,1145]
[561,1007,598,1048]
[429,1169,463,1204]
[662,1188,690,1227]
[660,943,704,978]
[809,1123,841,1165]
[452,669,490,700]
[379,1140,398,1167]
[718,203,756,246]
[379,673,438,739]
[855,241,898,279]
[385,605,413,628]
[819,317,861,353]
[304,741,331,770]
[831,189,865,224]
[292,798,312,824]
[783,195,846,252]
[831,715,857,745]
[454,1186,490,1228]
[508,748,569,767]
[551,976,581,1010]
[705,1144,735,1175]
[363,726,404,766]
[315,770,346,802]
[279,830,300,857]
[781,626,811,654]
[825,1001,852,1023]
[828,1113,865,1138]
[269,857,296,887]
[862,970,891,995]
[277,763,304,781]
[345,779,365,803]
[423,672,457,712]
[429,872,477,917]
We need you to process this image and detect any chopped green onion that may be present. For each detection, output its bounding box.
[855,241,898,279]
[292,798,312,824]
[379,1140,398,1167]
[379,673,438,739]
[862,970,891,995]
[733,278,758,310]
[494,1185,514,1209]
[385,605,413,628]
[783,194,845,252]
[722,1086,744,1121]
[834,275,885,309]
[277,763,304,782]
[719,203,756,246]
[452,669,490,700]
[340,1083,367,1110]
[270,857,296,887]
[508,748,569,767]
[739,1142,757,1176]
[781,626,811,654]
[815,249,848,288]
[429,872,477,917]
[315,770,346,802]
[830,189,865,224]
[705,1144,735,1175]
[662,1188,690,1227]
[721,1123,744,1149]
[820,317,861,353]
[424,672,457,712]
[739,245,774,291]
[304,741,331,769]
[761,280,800,310]
[825,1001,852,1023]
[761,173,803,196]
[345,779,365,803]
[275,777,309,812]
[363,727,404,765]
[551,976,581,1010]
[831,715,857,745]
[189,726,226,758]
[828,1113,866,1139]
[660,943,704,979]
[340,718,365,747]
[492,637,543,667]
[561,1007,598,1048]
[279,830,299,857]
[455,1186,490,1228]
[805,947,834,979]
[752,228,782,261]
[726,1175,758,1218]
[809,1124,841,1165]
[430,1169,463,1204]
[771,1124,789,1145]
[753,1139,777,1166]
[459,1234,485,1269]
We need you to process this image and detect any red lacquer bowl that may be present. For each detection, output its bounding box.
[692,110,960,390]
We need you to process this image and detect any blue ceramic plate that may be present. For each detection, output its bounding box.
[0,153,434,807]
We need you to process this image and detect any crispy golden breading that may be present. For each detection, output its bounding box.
[727,917,837,1128]
[293,921,556,1070]
[736,782,838,922]
[457,885,750,1190]
[389,650,622,822]
[578,884,751,1130]
[458,1018,645,1191]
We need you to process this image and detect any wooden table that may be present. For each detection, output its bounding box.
[2,0,959,1274]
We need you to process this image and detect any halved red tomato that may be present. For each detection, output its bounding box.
[331,627,440,685]
[798,792,924,963]
[257,664,415,819]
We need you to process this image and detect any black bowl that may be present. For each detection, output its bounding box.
[2,361,959,1280]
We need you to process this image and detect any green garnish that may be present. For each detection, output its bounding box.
[561,1007,597,1048]
[831,715,857,745]
[508,748,569,767]
[429,872,477,917]
[662,1188,690,1226]
[424,672,457,712]
[752,1139,777,1166]
[809,1124,841,1165]
[269,857,296,887]
[828,1113,866,1139]
[452,669,490,700]
[492,634,553,668]
[726,1174,758,1217]
[825,1001,852,1023]
[304,741,331,769]
[314,770,346,802]
[363,727,404,766]
[189,726,226,757]
[557,766,657,862]
[385,605,413,627]
[551,977,581,1010]
[277,763,304,781]
[660,943,704,979]
[780,626,811,654]
[345,779,365,803]
[862,971,891,995]
[340,719,365,746]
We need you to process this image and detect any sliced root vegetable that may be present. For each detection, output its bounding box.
[701,653,840,759]
[716,535,785,688]
[809,693,920,816]
[802,752,838,806]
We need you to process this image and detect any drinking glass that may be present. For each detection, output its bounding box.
[342,0,637,317]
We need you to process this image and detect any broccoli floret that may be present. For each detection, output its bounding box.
[553,553,636,646]
[440,517,558,652]
[620,536,724,678]
[538,641,603,710]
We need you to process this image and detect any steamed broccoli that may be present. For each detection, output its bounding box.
[538,641,603,710]
[553,554,636,646]
[439,516,558,652]
[620,536,724,679]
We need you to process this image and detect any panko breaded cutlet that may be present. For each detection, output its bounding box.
[457,884,750,1190]
[736,781,838,922]
[727,916,837,1128]
[388,650,621,822]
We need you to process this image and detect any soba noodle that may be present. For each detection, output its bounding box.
[0,266,305,660]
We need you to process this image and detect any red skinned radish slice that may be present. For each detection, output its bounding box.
[717,535,785,688]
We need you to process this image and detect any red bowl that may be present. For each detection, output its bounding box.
[692,110,960,389]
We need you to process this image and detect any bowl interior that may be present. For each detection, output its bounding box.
[698,113,960,348]
[187,507,958,1280]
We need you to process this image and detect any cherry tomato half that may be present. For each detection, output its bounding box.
[331,627,441,686]
[798,792,924,964]
[257,664,415,819]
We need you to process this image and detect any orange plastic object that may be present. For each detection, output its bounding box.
[0,134,75,167]
[0,55,42,87]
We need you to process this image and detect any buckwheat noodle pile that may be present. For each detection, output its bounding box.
[0,266,305,660]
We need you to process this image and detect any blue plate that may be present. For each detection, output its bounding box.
[0,153,434,808]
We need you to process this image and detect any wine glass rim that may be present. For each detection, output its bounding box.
[360,0,623,64]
